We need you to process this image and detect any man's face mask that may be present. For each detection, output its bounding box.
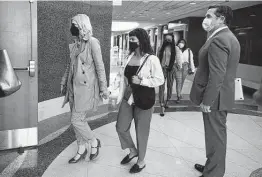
[202,9,225,32]
[70,24,79,36]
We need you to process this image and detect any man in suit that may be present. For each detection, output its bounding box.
[190,5,240,177]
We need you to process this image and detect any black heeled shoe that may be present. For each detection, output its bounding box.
[129,163,146,173]
[68,149,87,164]
[90,138,101,161]
[194,163,205,173]
[160,106,165,117]
[176,97,181,103]
[120,154,138,164]
[164,100,169,109]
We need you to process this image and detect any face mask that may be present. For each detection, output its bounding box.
[70,24,79,36]
[202,18,214,32]
[178,43,185,49]
[129,41,139,52]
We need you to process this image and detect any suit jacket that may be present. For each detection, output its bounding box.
[61,37,107,112]
[190,27,240,111]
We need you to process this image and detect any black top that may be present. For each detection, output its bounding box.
[124,65,139,85]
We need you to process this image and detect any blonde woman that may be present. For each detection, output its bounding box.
[60,14,108,163]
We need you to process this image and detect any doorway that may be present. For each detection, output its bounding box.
[0,1,38,150]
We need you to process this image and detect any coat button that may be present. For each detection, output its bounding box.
[84,81,86,84]
[82,62,84,65]
[82,71,85,74]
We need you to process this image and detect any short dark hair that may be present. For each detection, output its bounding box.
[129,28,154,55]
[208,5,233,26]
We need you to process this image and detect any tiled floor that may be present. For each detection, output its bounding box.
[42,112,262,177]
[1,63,261,177]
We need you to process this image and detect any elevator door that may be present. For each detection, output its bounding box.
[0,1,38,150]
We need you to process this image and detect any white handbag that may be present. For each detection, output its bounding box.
[235,78,244,100]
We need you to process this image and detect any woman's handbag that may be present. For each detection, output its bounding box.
[132,55,156,110]
[0,49,22,98]
[187,49,194,75]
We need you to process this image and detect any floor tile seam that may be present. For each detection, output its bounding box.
[247,115,262,129]
[90,161,168,177]
[169,118,205,135]
[227,128,262,152]
[163,132,207,173]
[147,147,181,159]
[160,128,201,148]
[95,131,119,140]
[230,148,262,166]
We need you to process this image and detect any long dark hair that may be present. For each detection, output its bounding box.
[128,28,154,55]
[158,34,176,69]
[177,38,188,52]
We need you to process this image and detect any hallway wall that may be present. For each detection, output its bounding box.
[38,1,112,102]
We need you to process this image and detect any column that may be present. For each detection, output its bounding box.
[156,25,163,56]
[149,28,155,52]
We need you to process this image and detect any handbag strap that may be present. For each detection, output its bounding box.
[136,54,150,75]
[188,48,191,63]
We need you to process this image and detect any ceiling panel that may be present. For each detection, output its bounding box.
[111,1,262,33]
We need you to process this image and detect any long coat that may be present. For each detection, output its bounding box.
[61,37,107,112]
[190,28,241,110]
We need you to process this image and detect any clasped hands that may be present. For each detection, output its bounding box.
[132,75,142,85]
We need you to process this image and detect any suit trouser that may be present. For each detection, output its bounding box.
[202,110,227,177]
[174,63,188,97]
[159,66,176,105]
[69,93,95,146]
[116,99,153,161]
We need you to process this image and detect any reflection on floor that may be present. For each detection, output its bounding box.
[42,112,262,177]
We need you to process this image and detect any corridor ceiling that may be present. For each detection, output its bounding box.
[111,0,262,32]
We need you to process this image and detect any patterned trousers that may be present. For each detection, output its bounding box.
[174,63,188,97]
[158,66,176,105]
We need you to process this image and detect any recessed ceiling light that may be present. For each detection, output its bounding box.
[190,2,196,5]
[250,14,256,17]
[124,17,127,19]
[166,12,170,15]
[131,11,136,13]
[151,18,155,20]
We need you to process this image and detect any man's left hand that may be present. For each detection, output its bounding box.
[132,76,141,85]
[200,103,211,113]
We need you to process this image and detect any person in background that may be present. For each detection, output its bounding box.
[116,28,164,174]
[175,39,195,103]
[189,5,240,177]
[60,14,108,164]
[158,34,182,116]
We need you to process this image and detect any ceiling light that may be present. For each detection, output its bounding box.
[190,2,196,5]
[131,11,136,13]
[111,21,139,32]
[166,12,171,15]
[250,14,256,17]
[151,18,155,20]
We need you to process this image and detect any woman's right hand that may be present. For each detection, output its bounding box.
[60,84,65,95]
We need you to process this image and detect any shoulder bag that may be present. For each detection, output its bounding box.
[132,54,156,110]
